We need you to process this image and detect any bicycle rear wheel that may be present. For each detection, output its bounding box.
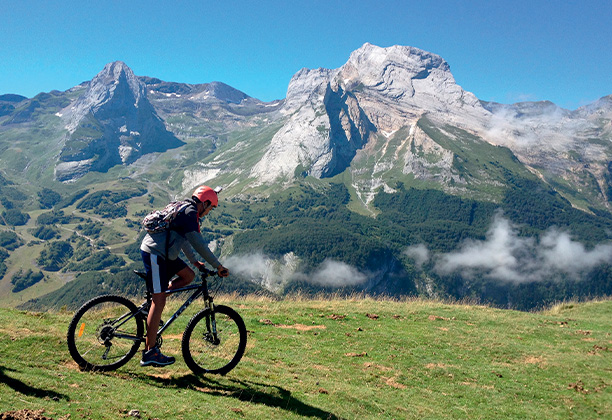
[67,295,144,371]
[182,305,247,375]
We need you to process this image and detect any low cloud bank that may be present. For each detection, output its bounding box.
[309,259,368,287]
[223,252,367,291]
[405,213,612,283]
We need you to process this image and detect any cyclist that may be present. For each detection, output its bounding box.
[140,185,229,367]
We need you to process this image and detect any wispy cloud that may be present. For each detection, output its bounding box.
[403,244,430,269]
[223,252,367,291]
[309,259,368,287]
[405,213,612,283]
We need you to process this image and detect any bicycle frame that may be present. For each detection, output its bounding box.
[156,282,213,336]
[134,272,218,343]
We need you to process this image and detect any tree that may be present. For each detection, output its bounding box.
[11,269,45,293]
[37,241,73,271]
[38,188,62,209]
[1,209,30,226]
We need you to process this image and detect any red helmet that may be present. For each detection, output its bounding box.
[192,185,218,207]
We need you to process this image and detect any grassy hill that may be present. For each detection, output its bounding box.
[1,296,611,419]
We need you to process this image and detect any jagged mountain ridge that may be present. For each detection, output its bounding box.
[0,44,610,211]
[250,44,489,185]
[2,44,612,309]
[244,44,611,211]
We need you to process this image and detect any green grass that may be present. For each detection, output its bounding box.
[1,297,611,419]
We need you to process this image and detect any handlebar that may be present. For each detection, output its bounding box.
[199,267,218,277]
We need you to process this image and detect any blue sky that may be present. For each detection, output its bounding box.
[1,0,610,110]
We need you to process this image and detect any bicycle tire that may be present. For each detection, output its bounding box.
[181,305,247,375]
[67,294,144,371]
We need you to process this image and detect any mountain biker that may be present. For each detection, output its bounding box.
[139,185,229,367]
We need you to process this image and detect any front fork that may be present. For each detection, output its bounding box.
[204,299,220,345]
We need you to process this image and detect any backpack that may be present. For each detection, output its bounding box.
[142,201,190,234]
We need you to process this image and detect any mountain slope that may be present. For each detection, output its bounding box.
[220,43,611,213]
[3,298,612,419]
[55,61,185,181]
[250,44,489,191]
[1,44,612,311]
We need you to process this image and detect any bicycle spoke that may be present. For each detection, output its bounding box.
[182,305,246,374]
[67,295,144,371]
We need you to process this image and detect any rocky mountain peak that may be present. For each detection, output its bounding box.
[341,43,450,87]
[97,61,137,82]
[66,61,145,131]
[204,81,250,104]
[284,44,454,111]
[576,95,612,118]
[337,43,483,122]
[252,43,487,185]
[56,61,183,181]
[96,61,142,97]
[283,67,334,112]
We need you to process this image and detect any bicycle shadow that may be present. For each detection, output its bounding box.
[143,373,346,420]
[0,365,68,401]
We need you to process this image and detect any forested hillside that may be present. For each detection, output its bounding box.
[0,154,610,313]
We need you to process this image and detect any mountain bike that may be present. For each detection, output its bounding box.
[66,268,247,375]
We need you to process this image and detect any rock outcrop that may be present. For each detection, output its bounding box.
[251,43,489,185]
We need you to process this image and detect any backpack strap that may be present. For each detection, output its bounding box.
[163,200,192,259]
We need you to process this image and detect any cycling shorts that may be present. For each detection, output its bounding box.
[141,250,188,294]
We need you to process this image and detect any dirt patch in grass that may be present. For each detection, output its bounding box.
[383,376,407,389]
[263,321,326,331]
[0,409,69,420]
[61,360,82,371]
[522,356,547,365]
[363,362,392,371]
[425,363,455,369]
[345,352,367,357]
[428,315,453,321]
[568,381,589,394]
[194,386,233,395]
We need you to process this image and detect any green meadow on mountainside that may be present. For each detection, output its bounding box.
[1,297,611,419]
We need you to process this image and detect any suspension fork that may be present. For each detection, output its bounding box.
[204,296,220,345]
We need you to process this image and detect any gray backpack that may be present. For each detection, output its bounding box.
[142,201,190,234]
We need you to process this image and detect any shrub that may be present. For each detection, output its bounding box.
[1,209,30,226]
[11,269,45,293]
[37,240,73,271]
[38,188,62,209]
[0,230,22,250]
[30,225,60,240]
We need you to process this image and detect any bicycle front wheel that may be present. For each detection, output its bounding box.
[182,305,247,375]
[67,295,144,371]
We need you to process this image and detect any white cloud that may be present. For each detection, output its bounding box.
[403,244,430,268]
[223,252,367,290]
[408,213,612,283]
[434,214,534,281]
[223,252,292,292]
[310,259,368,287]
[539,229,612,277]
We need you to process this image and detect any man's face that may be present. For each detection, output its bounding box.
[197,202,214,219]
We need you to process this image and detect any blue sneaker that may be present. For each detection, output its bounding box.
[140,347,175,367]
